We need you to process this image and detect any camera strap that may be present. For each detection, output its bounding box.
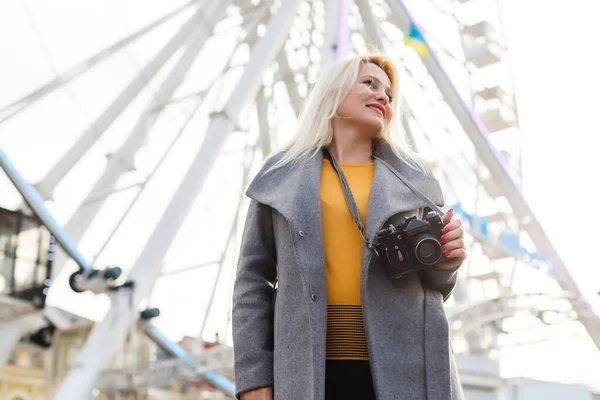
[323,148,444,243]
[371,155,444,216]
[322,149,372,246]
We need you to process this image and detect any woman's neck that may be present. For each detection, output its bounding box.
[327,135,373,164]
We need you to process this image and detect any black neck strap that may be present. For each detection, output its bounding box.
[322,148,444,244]
[323,148,371,246]
[371,155,444,216]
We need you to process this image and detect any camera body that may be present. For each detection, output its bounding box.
[375,210,449,280]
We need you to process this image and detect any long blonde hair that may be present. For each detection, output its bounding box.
[270,54,426,172]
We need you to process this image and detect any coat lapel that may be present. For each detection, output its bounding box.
[365,140,445,242]
[246,149,325,283]
[246,149,323,225]
[245,140,444,282]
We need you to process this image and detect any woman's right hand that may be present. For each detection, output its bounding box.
[240,387,273,400]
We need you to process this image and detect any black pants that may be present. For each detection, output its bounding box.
[325,360,376,400]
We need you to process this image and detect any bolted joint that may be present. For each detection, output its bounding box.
[140,308,161,320]
[103,266,122,280]
[69,266,124,294]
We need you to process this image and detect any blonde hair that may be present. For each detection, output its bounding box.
[270,54,427,172]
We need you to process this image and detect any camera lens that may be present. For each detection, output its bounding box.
[419,242,436,258]
[412,234,442,266]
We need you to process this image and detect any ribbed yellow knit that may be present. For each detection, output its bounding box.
[321,158,374,360]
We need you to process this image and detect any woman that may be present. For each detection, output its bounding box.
[232,54,466,400]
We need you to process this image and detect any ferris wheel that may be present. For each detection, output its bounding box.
[0,0,599,398]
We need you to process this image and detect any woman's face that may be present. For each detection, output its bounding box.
[336,63,394,138]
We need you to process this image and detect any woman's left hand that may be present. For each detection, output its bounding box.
[435,208,467,270]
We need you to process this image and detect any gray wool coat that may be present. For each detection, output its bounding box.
[232,140,464,400]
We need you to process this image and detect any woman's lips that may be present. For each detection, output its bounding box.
[366,104,385,117]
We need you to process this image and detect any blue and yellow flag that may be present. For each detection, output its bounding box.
[404,22,429,57]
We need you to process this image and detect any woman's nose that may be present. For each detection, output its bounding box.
[375,90,389,104]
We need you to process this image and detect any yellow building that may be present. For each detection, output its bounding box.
[0,323,231,400]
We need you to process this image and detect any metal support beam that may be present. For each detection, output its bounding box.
[53,2,300,398]
[356,0,384,50]
[385,0,600,349]
[199,144,257,339]
[89,82,212,267]
[277,51,303,116]
[0,149,89,270]
[158,260,219,277]
[448,292,588,335]
[0,145,222,389]
[256,88,272,156]
[0,148,93,364]
[0,0,204,125]
[0,148,202,373]
[321,0,342,67]
[87,0,270,267]
[141,321,235,398]
[34,4,209,201]
[97,328,235,395]
[336,0,353,60]
[49,1,231,281]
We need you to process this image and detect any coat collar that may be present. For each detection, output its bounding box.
[246,139,444,242]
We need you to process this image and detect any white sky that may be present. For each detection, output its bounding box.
[1,0,600,392]
[502,0,600,298]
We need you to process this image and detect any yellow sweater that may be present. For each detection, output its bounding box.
[320,159,374,360]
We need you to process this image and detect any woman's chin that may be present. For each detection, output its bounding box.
[360,121,386,139]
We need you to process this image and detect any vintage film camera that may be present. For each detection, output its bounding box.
[375,209,450,280]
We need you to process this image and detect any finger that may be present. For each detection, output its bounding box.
[441,227,463,243]
[443,247,467,261]
[441,208,454,224]
[442,217,461,234]
[442,238,464,254]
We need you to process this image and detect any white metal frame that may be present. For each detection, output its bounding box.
[320,0,342,68]
[53,1,301,397]
[34,4,209,201]
[384,0,600,349]
[49,1,231,281]
[0,0,205,125]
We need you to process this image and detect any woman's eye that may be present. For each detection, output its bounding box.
[388,94,394,102]
[364,79,376,88]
